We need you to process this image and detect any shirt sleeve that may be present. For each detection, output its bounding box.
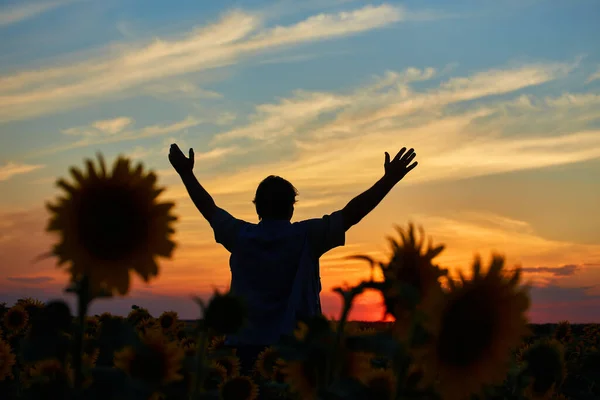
[207,207,247,252]
[303,210,346,258]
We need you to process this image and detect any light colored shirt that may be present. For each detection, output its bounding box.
[208,207,346,345]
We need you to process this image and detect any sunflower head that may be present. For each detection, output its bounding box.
[213,355,241,378]
[114,327,184,387]
[420,254,531,400]
[45,154,177,297]
[17,298,45,320]
[128,307,152,326]
[3,305,29,332]
[158,311,178,332]
[203,290,247,335]
[521,339,566,399]
[218,375,259,400]
[254,346,281,380]
[203,362,228,391]
[554,321,572,344]
[0,338,16,381]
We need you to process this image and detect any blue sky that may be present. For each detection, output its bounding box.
[1,0,599,321]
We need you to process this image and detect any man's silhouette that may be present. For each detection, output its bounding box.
[169,143,417,372]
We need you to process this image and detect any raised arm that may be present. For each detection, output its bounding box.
[341,147,418,231]
[169,143,218,222]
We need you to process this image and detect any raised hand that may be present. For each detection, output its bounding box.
[383,147,418,183]
[169,143,194,175]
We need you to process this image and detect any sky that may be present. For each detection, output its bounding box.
[1,0,599,323]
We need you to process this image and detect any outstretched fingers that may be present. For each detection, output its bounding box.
[393,147,407,161]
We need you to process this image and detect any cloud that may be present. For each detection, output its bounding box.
[190,60,600,200]
[0,162,45,181]
[586,66,600,83]
[0,0,77,27]
[141,82,223,100]
[0,3,404,122]
[30,116,201,157]
[5,276,54,284]
[521,264,580,276]
[92,117,134,135]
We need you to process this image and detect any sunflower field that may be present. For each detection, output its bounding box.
[0,154,598,400]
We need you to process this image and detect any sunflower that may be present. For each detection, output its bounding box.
[554,321,572,344]
[0,338,16,381]
[208,335,227,353]
[203,362,228,391]
[114,327,184,386]
[218,375,259,400]
[158,311,178,332]
[213,355,241,378]
[521,339,566,400]
[17,298,45,318]
[417,254,530,400]
[255,346,280,380]
[3,305,29,332]
[45,154,177,296]
[24,359,72,387]
[128,307,152,326]
[361,368,396,400]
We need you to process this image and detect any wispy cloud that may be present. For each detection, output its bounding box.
[0,3,404,122]
[522,265,580,276]
[195,60,598,199]
[6,275,54,284]
[29,116,202,157]
[0,0,77,27]
[586,66,600,83]
[0,162,45,181]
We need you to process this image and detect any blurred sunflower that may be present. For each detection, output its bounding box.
[418,254,530,400]
[3,305,29,332]
[0,338,16,381]
[203,362,228,391]
[255,346,280,380]
[158,311,178,332]
[522,339,566,400]
[208,335,227,353]
[218,375,259,400]
[114,327,184,386]
[45,154,177,296]
[128,307,152,326]
[352,224,447,341]
[214,355,241,378]
[554,321,572,344]
[17,297,45,318]
[24,359,72,387]
[361,368,396,400]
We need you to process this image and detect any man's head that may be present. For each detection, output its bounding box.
[253,175,298,221]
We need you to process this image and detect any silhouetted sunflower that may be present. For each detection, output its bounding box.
[255,347,280,380]
[522,339,566,400]
[361,368,396,400]
[158,311,178,332]
[114,328,184,386]
[24,359,72,387]
[218,375,259,400]
[0,338,16,381]
[203,290,247,335]
[352,224,447,341]
[418,254,530,400]
[45,154,177,296]
[214,355,241,378]
[17,297,45,318]
[203,362,228,391]
[208,335,228,353]
[3,305,29,332]
[554,321,571,344]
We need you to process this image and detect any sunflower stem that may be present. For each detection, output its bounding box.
[191,326,210,400]
[73,276,90,394]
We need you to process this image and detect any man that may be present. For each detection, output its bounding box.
[169,143,418,372]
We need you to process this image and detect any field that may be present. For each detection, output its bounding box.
[1,298,599,400]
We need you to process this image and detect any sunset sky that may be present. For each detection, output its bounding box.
[1,0,599,322]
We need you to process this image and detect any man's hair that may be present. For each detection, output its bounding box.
[253,175,298,220]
